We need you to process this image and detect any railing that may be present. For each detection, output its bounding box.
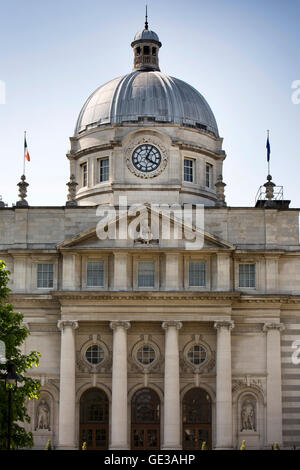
[255,185,283,204]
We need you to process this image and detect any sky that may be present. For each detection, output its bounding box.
[0,0,299,208]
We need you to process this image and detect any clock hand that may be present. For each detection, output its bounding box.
[145,147,152,162]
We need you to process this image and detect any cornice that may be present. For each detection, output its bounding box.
[51,291,241,303]
[67,141,122,160]
[174,140,225,159]
[8,291,300,305]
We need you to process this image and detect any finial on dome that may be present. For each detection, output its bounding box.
[145,4,148,30]
[131,12,162,72]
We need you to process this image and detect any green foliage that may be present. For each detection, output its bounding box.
[0,261,41,449]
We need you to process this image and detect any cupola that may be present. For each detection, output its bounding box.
[131,9,162,72]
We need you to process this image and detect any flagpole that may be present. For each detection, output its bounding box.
[267,129,270,176]
[23,131,26,176]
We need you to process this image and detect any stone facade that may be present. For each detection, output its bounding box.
[1,204,300,449]
[1,21,300,450]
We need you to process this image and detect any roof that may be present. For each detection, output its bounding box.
[75,71,219,137]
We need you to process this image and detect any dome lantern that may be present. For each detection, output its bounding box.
[131,8,162,72]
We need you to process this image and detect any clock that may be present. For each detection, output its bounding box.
[132,144,161,173]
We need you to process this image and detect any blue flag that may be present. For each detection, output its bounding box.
[266,136,271,162]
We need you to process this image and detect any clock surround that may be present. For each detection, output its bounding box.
[125,137,168,179]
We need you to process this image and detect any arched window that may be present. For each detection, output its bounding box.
[80,388,109,450]
[183,388,211,424]
[131,388,160,423]
[80,388,108,424]
[131,388,160,450]
[182,388,212,450]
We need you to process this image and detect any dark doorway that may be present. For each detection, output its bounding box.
[182,388,212,450]
[131,388,160,450]
[80,388,109,450]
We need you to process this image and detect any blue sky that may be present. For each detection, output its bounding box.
[0,0,299,207]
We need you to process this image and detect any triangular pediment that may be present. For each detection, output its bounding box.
[57,205,235,251]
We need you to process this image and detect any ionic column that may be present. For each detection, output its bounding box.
[263,322,285,447]
[162,320,182,449]
[214,320,234,449]
[110,320,131,450]
[57,320,78,449]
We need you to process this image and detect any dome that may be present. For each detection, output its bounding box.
[132,28,161,44]
[75,71,219,137]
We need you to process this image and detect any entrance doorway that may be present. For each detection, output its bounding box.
[182,388,212,450]
[131,388,160,450]
[79,388,109,450]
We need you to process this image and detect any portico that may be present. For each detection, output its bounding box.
[54,292,237,450]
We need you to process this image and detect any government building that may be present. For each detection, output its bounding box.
[0,18,300,450]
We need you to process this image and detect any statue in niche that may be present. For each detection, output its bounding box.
[241,398,256,432]
[36,399,50,430]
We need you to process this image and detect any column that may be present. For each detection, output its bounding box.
[110,320,131,449]
[214,320,234,449]
[57,320,78,449]
[162,320,182,449]
[263,322,285,446]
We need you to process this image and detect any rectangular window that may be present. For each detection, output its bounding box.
[184,159,194,182]
[239,263,256,288]
[205,163,212,187]
[37,264,54,288]
[81,162,87,187]
[99,158,109,182]
[87,262,104,287]
[189,261,206,287]
[138,261,155,288]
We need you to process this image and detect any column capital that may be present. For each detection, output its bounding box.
[110,320,131,331]
[214,320,234,331]
[162,321,183,331]
[262,322,285,332]
[57,320,79,331]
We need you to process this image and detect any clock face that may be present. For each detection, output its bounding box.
[132,144,162,173]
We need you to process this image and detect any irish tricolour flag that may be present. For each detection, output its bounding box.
[24,135,30,162]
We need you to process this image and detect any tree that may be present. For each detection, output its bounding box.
[0,260,41,449]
